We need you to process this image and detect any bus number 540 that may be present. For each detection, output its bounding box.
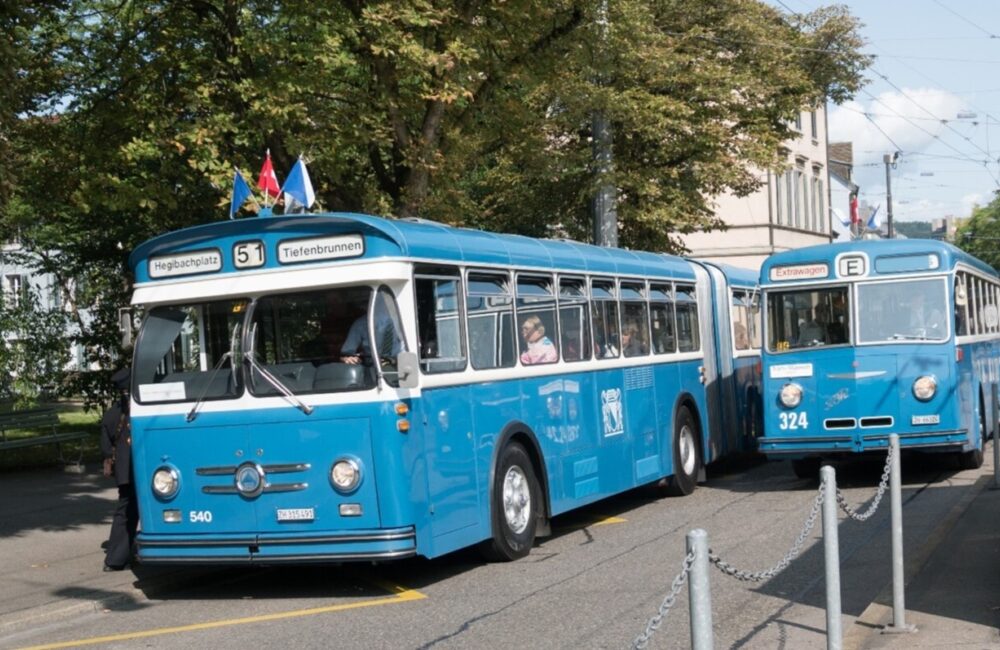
[779,412,808,430]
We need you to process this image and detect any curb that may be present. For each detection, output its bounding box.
[843,472,991,649]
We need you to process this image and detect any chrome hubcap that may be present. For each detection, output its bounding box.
[502,465,531,534]
[679,425,696,476]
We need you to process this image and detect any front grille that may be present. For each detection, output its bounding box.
[860,416,893,428]
[824,418,856,429]
[197,462,311,495]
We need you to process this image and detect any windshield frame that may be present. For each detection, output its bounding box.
[764,284,851,353]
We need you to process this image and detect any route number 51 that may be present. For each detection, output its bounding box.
[233,241,265,269]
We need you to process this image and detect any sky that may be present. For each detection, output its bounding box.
[770,0,1000,222]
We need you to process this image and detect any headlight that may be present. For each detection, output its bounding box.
[152,466,179,499]
[913,375,937,401]
[330,458,360,493]
[779,383,803,408]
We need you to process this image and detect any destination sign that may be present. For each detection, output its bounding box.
[769,263,828,282]
[148,249,222,279]
[277,234,365,264]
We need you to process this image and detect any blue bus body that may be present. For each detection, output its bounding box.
[758,239,999,472]
[127,213,758,564]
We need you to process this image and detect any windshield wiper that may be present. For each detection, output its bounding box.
[245,354,314,416]
[186,351,233,423]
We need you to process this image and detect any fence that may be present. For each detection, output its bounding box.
[633,434,915,650]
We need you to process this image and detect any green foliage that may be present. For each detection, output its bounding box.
[893,221,934,240]
[1,0,870,391]
[955,194,1000,270]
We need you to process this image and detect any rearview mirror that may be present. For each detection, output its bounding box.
[397,351,419,389]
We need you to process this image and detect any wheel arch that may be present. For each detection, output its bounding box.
[490,420,551,531]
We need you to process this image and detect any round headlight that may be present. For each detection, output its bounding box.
[330,458,360,493]
[152,466,179,499]
[779,383,803,408]
[913,375,937,401]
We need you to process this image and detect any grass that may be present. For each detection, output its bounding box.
[0,402,103,472]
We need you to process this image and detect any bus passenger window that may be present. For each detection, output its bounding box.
[516,274,558,366]
[621,281,649,357]
[591,279,620,358]
[467,272,516,370]
[676,285,700,352]
[649,283,676,354]
[558,277,591,362]
[415,271,466,373]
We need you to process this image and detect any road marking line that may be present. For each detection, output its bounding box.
[592,516,627,526]
[17,580,426,650]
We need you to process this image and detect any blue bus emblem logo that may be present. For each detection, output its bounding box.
[601,388,624,437]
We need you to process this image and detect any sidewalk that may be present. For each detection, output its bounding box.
[845,471,1000,648]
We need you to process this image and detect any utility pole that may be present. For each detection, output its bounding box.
[590,0,618,248]
[883,152,898,239]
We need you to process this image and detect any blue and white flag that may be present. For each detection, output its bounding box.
[832,207,851,228]
[282,156,315,213]
[866,205,881,229]
[229,168,253,219]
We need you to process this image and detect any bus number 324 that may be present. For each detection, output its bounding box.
[778,412,808,430]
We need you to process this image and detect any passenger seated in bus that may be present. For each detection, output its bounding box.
[733,322,749,350]
[909,292,945,336]
[622,322,647,357]
[341,307,403,365]
[519,315,557,365]
[796,309,828,346]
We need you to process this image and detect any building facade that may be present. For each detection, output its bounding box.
[679,108,834,270]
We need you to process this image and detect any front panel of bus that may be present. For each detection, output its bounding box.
[759,253,976,459]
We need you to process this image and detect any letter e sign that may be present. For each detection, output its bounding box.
[836,253,868,278]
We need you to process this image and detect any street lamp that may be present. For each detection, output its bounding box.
[883,152,900,239]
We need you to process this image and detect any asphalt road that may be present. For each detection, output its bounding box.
[1,451,984,650]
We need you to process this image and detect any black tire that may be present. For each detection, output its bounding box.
[479,442,539,562]
[792,458,821,480]
[666,406,701,496]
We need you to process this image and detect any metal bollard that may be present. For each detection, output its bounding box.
[993,384,1000,490]
[821,465,842,650]
[884,434,916,634]
[687,529,714,650]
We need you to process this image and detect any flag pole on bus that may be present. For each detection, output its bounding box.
[257,149,281,215]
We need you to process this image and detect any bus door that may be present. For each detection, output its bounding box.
[590,278,632,495]
[415,270,480,547]
[620,280,660,485]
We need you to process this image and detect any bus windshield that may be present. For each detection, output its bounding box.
[133,299,247,403]
[767,286,849,351]
[856,278,948,343]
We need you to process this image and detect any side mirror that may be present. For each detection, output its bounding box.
[955,282,968,307]
[396,351,420,389]
[118,308,134,348]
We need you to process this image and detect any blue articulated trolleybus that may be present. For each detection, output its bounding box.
[758,238,1000,477]
[128,212,759,564]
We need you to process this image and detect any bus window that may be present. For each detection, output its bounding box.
[749,291,763,349]
[955,274,968,336]
[372,286,409,387]
[856,278,948,343]
[766,286,848,351]
[731,291,750,351]
[133,299,246,403]
[591,278,620,358]
[620,281,649,357]
[467,271,516,370]
[649,283,676,354]
[676,285,700,352]
[250,287,376,394]
[516,274,559,365]
[415,270,466,373]
[558,277,591,362]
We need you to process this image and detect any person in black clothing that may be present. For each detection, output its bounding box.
[100,368,137,571]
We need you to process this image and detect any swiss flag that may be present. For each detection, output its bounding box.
[849,194,860,225]
[257,150,280,198]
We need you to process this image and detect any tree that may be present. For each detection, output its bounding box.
[955,194,1000,269]
[1,0,869,401]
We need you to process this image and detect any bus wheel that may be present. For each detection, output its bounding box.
[792,458,821,480]
[666,406,700,496]
[479,442,539,562]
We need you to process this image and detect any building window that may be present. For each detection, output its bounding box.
[5,275,23,307]
[774,173,784,226]
[817,178,826,233]
[794,112,802,132]
[785,173,794,226]
[810,111,818,139]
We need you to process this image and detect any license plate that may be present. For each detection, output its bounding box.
[911,414,940,425]
[276,508,314,522]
